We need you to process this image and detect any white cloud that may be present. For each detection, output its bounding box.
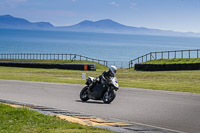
[110,1,119,7]
[130,2,136,8]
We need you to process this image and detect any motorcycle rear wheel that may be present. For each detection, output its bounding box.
[103,90,116,104]
[80,86,89,101]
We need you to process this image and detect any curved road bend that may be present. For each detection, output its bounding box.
[0,80,200,133]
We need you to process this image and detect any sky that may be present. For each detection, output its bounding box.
[0,0,200,33]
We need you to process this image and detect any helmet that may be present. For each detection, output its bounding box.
[109,65,117,76]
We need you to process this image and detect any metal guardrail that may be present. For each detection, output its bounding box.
[0,53,108,67]
[129,49,200,68]
[1,49,199,69]
[0,53,130,68]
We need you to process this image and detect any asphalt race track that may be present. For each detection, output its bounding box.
[0,79,200,133]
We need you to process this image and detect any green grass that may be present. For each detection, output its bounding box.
[118,69,200,93]
[0,103,112,133]
[0,66,200,93]
[0,59,200,93]
[140,58,200,64]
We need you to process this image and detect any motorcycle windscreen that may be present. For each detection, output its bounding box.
[91,84,107,100]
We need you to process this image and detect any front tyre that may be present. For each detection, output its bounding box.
[80,86,89,101]
[103,90,116,104]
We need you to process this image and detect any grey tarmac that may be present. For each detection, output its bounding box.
[0,79,200,133]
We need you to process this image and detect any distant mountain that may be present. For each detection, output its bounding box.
[0,15,54,29]
[59,19,200,37]
[0,14,200,37]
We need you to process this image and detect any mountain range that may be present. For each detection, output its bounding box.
[0,14,199,37]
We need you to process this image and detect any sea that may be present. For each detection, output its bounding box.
[1,28,200,67]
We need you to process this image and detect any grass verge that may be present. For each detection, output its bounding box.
[0,103,112,133]
[0,59,200,94]
[0,66,200,93]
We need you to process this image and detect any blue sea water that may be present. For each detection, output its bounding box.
[0,28,200,62]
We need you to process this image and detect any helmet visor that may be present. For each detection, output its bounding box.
[113,70,117,74]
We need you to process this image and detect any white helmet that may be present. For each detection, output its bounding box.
[109,65,117,76]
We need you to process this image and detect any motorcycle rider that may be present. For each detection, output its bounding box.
[88,65,117,93]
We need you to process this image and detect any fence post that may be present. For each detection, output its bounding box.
[142,56,143,62]
[197,49,199,58]
[168,51,170,59]
[150,52,152,61]
[174,51,176,59]
[189,50,190,58]
[146,54,148,61]
[161,52,163,59]
[181,50,183,58]
[131,61,133,68]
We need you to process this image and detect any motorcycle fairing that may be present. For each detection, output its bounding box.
[90,83,107,100]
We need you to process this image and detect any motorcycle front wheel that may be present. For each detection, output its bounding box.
[80,86,89,101]
[103,90,116,104]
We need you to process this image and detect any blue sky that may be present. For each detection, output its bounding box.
[0,0,200,33]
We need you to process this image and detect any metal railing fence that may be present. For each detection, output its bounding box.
[0,53,108,66]
[129,49,200,68]
[1,49,199,69]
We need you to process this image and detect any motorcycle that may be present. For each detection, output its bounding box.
[80,76,119,104]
